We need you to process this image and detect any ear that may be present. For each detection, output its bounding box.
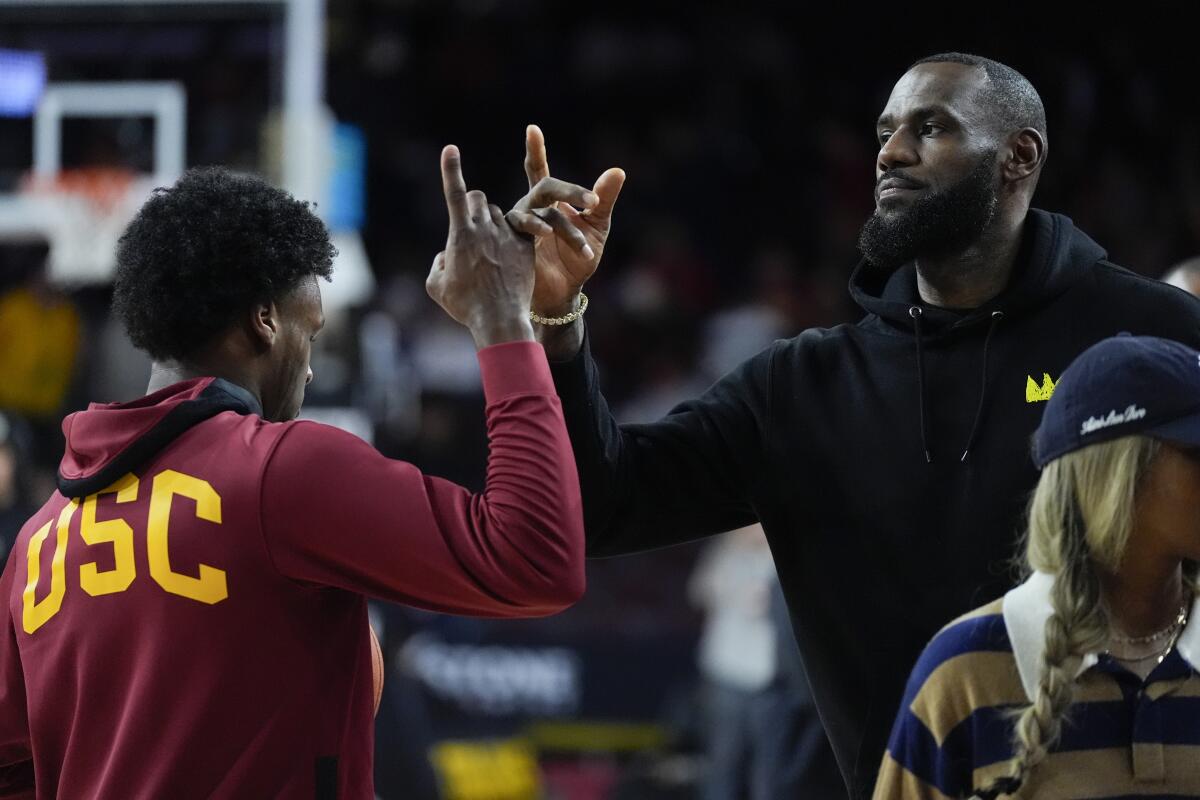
[1002,127,1046,185]
[246,301,279,350]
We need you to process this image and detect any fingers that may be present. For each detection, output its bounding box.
[440,145,469,228]
[534,207,594,259]
[514,176,599,213]
[586,167,626,224]
[425,250,446,298]
[506,209,554,238]
[488,203,506,227]
[466,190,489,225]
[524,124,549,189]
[441,145,495,228]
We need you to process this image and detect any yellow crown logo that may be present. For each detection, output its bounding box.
[1026,373,1057,403]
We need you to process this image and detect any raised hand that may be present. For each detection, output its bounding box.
[506,125,626,318]
[426,145,536,349]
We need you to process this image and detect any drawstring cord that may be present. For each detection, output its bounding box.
[960,311,1005,462]
[909,307,931,463]
[910,308,1006,464]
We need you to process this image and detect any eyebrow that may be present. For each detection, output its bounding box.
[876,105,962,129]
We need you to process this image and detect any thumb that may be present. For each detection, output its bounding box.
[586,167,626,225]
[425,251,446,298]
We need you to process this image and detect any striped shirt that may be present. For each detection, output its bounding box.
[873,572,1200,799]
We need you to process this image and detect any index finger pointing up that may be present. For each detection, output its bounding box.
[441,144,469,227]
[524,125,550,189]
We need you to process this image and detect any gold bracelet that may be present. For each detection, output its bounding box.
[530,292,588,326]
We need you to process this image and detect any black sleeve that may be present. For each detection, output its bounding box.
[1148,282,1200,348]
[1098,262,1200,348]
[549,330,775,557]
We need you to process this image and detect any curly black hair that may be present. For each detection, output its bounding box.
[112,167,335,362]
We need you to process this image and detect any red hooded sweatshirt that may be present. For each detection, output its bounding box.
[0,341,584,799]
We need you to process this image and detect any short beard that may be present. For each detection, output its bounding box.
[857,151,999,272]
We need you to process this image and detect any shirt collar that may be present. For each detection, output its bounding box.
[1003,571,1200,700]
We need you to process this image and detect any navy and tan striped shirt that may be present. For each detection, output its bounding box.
[874,572,1200,799]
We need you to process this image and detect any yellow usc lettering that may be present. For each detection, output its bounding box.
[147,470,228,605]
[21,469,228,633]
[22,501,79,634]
[79,474,139,597]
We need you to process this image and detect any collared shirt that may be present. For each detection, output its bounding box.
[873,572,1200,799]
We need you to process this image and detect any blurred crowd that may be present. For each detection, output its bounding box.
[2,4,1198,798]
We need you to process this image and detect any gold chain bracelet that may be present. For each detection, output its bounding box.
[530,293,588,326]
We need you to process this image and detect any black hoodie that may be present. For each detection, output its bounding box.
[548,210,1200,799]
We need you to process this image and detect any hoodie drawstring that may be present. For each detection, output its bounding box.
[909,306,931,463]
[960,311,1005,462]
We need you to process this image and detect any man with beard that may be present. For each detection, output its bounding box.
[499,53,1200,799]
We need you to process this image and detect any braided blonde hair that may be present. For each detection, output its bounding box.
[974,435,1161,799]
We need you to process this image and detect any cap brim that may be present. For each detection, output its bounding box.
[1147,411,1200,449]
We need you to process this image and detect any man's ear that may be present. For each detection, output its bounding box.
[246,301,278,350]
[1002,127,1046,186]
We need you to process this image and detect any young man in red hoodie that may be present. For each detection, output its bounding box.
[0,147,593,799]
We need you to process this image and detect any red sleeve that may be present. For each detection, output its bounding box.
[259,340,585,617]
[0,553,34,798]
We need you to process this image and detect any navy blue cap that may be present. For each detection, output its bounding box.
[1033,334,1200,468]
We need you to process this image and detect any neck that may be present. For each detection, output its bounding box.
[1100,558,1186,639]
[915,211,1024,310]
[146,360,262,410]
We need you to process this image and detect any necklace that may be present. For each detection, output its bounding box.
[1109,635,1178,664]
[1109,601,1189,644]
[1106,594,1191,667]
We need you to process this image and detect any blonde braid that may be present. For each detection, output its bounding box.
[1007,562,1108,789]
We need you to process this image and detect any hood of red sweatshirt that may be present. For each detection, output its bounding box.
[58,377,263,498]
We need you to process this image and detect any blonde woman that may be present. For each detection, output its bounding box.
[874,334,1200,799]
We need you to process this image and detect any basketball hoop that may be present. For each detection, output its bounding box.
[10,167,153,285]
[20,167,137,215]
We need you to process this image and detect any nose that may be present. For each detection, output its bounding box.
[878,128,918,174]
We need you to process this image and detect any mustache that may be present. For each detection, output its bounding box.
[875,171,928,197]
